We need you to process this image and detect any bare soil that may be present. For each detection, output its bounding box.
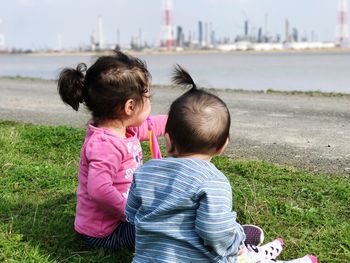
[1,78,349,175]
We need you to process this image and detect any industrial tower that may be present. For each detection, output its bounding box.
[0,19,6,52]
[336,0,349,44]
[97,16,104,50]
[160,0,175,50]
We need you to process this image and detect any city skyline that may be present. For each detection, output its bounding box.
[0,0,347,50]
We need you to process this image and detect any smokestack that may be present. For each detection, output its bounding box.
[285,19,290,42]
[97,16,104,50]
[198,20,203,47]
[0,19,6,51]
[336,0,349,44]
[244,20,249,36]
[160,0,175,50]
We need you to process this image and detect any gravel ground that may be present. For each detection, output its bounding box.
[1,78,349,175]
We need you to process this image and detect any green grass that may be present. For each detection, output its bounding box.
[0,121,349,262]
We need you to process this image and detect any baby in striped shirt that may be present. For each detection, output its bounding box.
[126,65,317,263]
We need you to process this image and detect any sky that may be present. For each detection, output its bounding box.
[0,0,346,50]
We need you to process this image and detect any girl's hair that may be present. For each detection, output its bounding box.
[57,50,150,124]
[165,65,231,155]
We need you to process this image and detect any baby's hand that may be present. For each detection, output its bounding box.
[238,245,245,255]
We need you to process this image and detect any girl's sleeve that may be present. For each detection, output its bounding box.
[194,179,245,258]
[85,138,127,220]
[134,115,168,141]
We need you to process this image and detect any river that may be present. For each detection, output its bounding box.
[0,51,349,93]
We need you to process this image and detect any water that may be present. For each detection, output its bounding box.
[0,51,349,93]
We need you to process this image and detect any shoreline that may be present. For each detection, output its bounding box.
[1,47,350,58]
[1,76,349,97]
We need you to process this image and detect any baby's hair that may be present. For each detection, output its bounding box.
[57,50,150,124]
[165,65,231,155]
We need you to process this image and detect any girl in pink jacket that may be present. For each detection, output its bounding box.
[57,50,167,251]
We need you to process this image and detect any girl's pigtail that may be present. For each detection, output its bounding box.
[172,64,197,92]
[57,63,87,111]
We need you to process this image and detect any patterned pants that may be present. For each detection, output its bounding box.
[83,221,135,251]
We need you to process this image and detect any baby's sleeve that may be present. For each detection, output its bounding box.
[194,179,245,258]
[125,177,141,224]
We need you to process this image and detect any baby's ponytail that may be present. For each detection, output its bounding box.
[57,63,87,111]
[172,64,198,92]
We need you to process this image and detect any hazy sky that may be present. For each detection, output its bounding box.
[0,0,345,49]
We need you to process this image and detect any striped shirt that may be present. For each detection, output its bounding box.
[126,157,245,263]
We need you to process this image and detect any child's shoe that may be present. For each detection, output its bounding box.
[242,224,264,246]
[259,238,284,259]
[284,255,318,263]
[307,255,318,263]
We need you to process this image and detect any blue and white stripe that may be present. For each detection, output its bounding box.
[126,157,245,263]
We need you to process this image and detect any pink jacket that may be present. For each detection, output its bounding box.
[74,115,167,238]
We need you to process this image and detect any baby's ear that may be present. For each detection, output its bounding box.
[216,138,229,156]
[165,133,175,155]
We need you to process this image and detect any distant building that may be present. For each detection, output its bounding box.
[244,20,249,37]
[176,26,184,47]
[198,20,203,47]
[258,27,262,43]
[210,29,216,46]
[90,31,96,51]
[276,34,281,43]
[292,28,299,42]
[204,22,209,47]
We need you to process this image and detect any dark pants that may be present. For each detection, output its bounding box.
[84,221,135,251]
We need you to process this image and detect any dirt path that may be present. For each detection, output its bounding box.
[1,78,349,175]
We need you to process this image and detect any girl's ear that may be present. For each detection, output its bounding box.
[124,99,136,116]
[165,133,175,156]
